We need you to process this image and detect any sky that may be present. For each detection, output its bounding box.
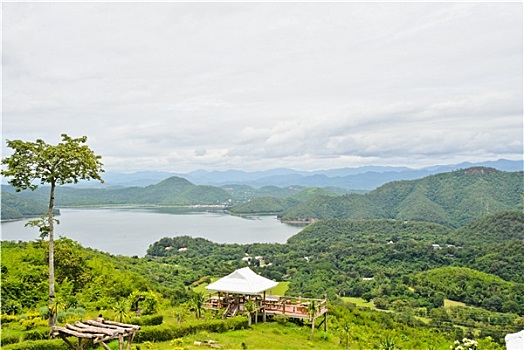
[2,2,523,173]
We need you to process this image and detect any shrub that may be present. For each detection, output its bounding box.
[1,333,22,346]
[0,314,19,323]
[19,318,48,331]
[24,328,50,341]
[1,339,69,350]
[274,314,289,325]
[129,314,163,326]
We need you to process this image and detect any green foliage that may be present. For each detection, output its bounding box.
[129,314,164,326]
[413,267,524,314]
[1,339,69,350]
[189,292,206,319]
[1,239,174,314]
[1,134,104,191]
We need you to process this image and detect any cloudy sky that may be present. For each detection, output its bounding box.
[3,2,522,173]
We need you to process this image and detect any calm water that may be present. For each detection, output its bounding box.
[0,207,304,257]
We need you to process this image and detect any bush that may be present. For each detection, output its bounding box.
[1,314,19,323]
[1,333,22,346]
[24,328,50,341]
[130,314,163,326]
[274,314,289,325]
[2,339,69,350]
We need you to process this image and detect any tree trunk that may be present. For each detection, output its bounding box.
[48,181,56,327]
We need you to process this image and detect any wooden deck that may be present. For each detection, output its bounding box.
[204,294,327,320]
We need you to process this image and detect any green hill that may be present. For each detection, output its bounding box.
[280,168,523,227]
[1,193,59,221]
[1,176,233,211]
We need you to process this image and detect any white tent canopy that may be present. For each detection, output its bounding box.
[505,330,524,350]
[205,267,278,295]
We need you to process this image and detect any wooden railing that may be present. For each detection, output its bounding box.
[203,293,327,320]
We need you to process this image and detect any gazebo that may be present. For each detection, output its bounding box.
[205,267,278,319]
[204,267,327,330]
[206,266,278,295]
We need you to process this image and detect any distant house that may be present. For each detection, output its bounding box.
[178,247,188,252]
[363,277,374,281]
[432,244,441,250]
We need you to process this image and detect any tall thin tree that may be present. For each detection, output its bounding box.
[1,134,104,326]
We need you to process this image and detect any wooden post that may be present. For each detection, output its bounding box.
[324,312,327,331]
[263,291,267,323]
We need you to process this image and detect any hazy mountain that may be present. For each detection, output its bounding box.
[77,159,522,190]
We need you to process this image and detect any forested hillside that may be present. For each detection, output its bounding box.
[1,193,59,221]
[279,168,523,227]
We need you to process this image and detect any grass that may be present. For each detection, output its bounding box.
[341,297,374,309]
[125,322,340,350]
[444,299,466,308]
[266,282,289,296]
[192,278,219,294]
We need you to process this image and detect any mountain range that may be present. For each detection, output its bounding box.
[76,158,522,190]
[3,166,522,228]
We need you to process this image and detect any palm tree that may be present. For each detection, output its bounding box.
[339,319,351,350]
[244,300,256,326]
[113,299,130,323]
[190,292,206,320]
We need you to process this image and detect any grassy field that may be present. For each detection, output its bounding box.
[266,282,289,296]
[341,297,374,309]
[444,299,466,308]
[130,322,340,350]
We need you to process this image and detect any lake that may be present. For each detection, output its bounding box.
[0,207,305,257]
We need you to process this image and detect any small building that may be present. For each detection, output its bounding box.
[505,330,524,350]
[204,267,327,330]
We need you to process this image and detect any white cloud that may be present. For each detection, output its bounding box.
[2,2,522,172]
